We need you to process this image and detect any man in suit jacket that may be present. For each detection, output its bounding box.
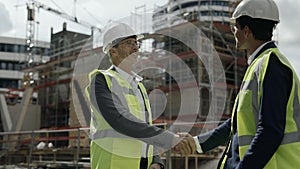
[178,0,300,168]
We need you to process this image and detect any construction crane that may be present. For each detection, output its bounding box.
[32,0,101,32]
[23,0,101,87]
[15,0,101,132]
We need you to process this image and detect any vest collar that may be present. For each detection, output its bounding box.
[247,41,277,65]
[109,65,143,83]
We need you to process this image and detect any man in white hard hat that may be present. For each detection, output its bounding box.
[177,0,300,168]
[85,23,194,169]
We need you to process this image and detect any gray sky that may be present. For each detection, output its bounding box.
[0,0,299,75]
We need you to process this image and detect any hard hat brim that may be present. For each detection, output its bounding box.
[103,34,144,54]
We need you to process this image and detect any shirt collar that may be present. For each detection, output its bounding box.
[247,41,275,65]
[112,65,143,83]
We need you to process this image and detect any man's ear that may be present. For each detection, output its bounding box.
[109,48,117,57]
[109,48,119,65]
[243,25,251,39]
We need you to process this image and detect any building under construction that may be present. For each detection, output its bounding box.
[0,0,248,168]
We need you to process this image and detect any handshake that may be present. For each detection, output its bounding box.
[172,133,197,155]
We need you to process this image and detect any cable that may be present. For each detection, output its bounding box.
[50,0,65,14]
[82,7,103,27]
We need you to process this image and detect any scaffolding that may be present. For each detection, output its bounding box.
[138,1,247,168]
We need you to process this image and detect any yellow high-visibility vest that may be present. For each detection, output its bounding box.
[85,69,154,169]
[220,48,300,169]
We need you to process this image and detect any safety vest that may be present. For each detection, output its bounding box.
[220,48,300,169]
[85,69,154,169]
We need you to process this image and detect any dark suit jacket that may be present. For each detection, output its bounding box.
[197,42,292,169]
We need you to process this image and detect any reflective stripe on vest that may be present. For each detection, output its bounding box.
[85,69,154,168]
[225,48,300,169]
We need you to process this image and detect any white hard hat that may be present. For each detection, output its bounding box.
[231,0,280,23]
[102,23,144,54]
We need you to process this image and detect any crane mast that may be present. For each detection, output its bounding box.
[23,0,35,87]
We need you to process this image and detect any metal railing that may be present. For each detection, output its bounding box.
[0,121,225,169]
[0,127,90,168]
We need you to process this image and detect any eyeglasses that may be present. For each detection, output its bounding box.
[118,40,141,48]
[230,19,238,33]
[230,24,238,33]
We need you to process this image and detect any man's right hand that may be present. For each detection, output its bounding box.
[172,133,197,155]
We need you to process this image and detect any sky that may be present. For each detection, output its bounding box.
[0,0,300,76]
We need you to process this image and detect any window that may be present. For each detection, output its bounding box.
[0,79,19,88]
[13,45,19,53]
[19,45,25,53]
[182,2,199,9]
[200,1,229,6]
[44,48,50,56]
[7,63,13,70]
[1,62,6,70]
[6,44,13,52]
[0,44,6,52]
[14,63,20,70]
[200,11,229,17]
[0,61,22,70]
[0,43,48,54]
